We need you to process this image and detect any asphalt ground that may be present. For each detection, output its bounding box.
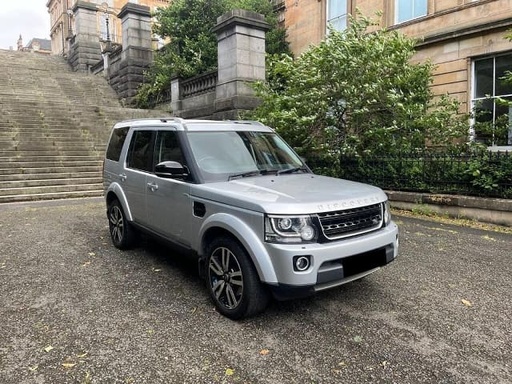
[0,198,511,384]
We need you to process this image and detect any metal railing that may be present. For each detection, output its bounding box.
[310,150,512,199]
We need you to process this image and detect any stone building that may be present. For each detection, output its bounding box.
[281,0,512,147]
[47,0,170,56]
[16,36,52,54]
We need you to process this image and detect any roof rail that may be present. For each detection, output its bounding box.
[114,117,182,125]
[230,120,265,126]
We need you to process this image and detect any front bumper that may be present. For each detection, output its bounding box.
[262,222,398,297]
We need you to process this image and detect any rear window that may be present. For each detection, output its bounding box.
[106,127,129,161]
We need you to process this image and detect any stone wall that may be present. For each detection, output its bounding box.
[170,9,270,119]
[73,7,268,115]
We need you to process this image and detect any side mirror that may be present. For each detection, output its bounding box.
[155,161,189,179]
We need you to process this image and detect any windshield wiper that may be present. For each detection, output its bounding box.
[228,170,261,181]
[276,166,309,175]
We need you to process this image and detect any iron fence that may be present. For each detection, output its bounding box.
[310,150,512,199]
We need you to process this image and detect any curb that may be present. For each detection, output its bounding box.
[386,191,512,227]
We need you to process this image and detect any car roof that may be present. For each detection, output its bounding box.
[112,118,274,133]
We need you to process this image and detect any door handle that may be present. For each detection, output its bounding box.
[147,182,159,191]
[119,173,127,181]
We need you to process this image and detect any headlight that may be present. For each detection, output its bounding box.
[265,215,317,243]
[383,201,391,226]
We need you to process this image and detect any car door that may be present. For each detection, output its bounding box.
[145,129,192,246]
[123,129,154,227]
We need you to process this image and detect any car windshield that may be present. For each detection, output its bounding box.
[187,131,306,182]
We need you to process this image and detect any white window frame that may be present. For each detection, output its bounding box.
[327,0,348,32]
[471,53,512,148]
[395,0,428,24]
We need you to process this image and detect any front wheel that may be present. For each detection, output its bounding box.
[107,199,136,250]
[206,237,269,320]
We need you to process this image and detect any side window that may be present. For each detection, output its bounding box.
[126,130,153,172]
[153,131,186,168]
[106,126,129,161]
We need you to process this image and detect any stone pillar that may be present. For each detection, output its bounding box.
[212,9,270,119]
[108,3,153,102]
[170,77,182,114]
[68,1,102,72]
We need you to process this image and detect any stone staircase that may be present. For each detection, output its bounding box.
[0,49,167,203]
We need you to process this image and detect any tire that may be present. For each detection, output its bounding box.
[206,237,269,320]
[107,199,136,250]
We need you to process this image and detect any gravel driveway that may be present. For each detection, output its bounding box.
[0,198,511,383]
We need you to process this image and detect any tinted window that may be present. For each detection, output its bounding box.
[154,131,186,167]
[126,130,153,171]
[106,127,129,161]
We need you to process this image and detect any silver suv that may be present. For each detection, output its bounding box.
[103,118,398,319]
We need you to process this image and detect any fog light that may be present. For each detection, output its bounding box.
[294,256,311,272]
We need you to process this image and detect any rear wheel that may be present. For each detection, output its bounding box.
[206,237,269,320]
[108,200,135,250]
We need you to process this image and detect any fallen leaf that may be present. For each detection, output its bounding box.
[77,352,88,358]
[28,365,39,372]
[44,345,54,353]
[353,336,363,343]
[88,252,96,257]
[259,349,270,356]
[461,299,472,307]
[62,362,76,369]
[225,368,234,376]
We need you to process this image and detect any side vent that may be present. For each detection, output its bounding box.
[193,201,206,218]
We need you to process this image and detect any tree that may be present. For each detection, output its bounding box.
[136,0,291,107]
[249,15,469,165]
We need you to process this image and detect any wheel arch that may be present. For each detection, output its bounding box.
[199,214,278,284]
[105,183,133,222]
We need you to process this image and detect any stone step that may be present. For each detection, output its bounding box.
[0,165,101,176]
[0,183,103,198]
[0,146,103,157]
[0,159,103,169]
[0,141,99,150]
[2,176,102,189]
[0,170,100,181]
[0,189,103,204]
[0,49,158,203]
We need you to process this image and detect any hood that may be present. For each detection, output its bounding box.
[193,174,387,214]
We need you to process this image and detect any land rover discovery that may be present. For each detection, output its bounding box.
[103,118,399,319]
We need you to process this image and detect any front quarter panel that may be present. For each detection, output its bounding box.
[197,212,278,284]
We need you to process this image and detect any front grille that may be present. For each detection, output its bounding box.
[317,203,383,240]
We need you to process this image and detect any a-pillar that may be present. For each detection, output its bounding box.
[212,10,270,120]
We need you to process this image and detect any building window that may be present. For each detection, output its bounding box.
[395,0,427,24]
[327,0,348,32]
[472,53,512,146]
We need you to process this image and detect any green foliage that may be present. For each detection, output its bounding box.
[135,0,291,108]
[249,15,469,162]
